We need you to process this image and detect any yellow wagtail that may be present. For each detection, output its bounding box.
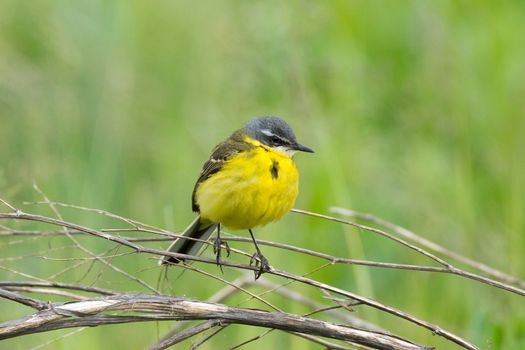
[160,116,313,278]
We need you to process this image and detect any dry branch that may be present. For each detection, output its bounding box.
[0,209,479,349]
[290,209,525,297]
[3,196,521,349]
[330,207,525,289]
[0,293,427,350]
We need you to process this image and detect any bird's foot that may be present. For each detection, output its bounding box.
[249,252,270,280]
[213,237,230,272]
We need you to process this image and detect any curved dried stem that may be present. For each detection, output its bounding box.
[0,293,427,350]
[3,196,518,349]
[0,209,476,349]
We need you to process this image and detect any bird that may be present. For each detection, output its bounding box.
[159,116,314,279]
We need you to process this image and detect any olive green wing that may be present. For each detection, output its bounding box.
[191,130,254,212]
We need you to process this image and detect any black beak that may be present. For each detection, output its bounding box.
[294,143,314,153]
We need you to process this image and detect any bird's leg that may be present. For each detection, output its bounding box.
[248,229,270,279]
[213,224,230,272]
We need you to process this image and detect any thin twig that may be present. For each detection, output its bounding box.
[4,286,88,300]
[221,236,447,272]
[188,324,228,350]
[29,327,87,350]
[230,300,369,350]
[255,278,381,331]
[179,263,281,311]
[0,288,47,310]
[330,207,525,289]
[273,269,476,350]
[149,320,223,350]
[0,281,115,295]
[31,187,160,295]
[0,198,17,212]
[289,209,525,297]
[26,200,172,235]
[291,333,358,350]
[291,209,451,267]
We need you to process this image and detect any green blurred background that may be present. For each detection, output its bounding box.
[1,1,524,349]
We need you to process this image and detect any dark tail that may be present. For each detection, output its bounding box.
[159,215,217,265]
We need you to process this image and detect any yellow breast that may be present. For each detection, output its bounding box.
[195,138,299,230]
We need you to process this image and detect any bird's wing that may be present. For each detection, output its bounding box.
[191,130,254,212]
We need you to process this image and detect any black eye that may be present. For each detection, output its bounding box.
[270,136,281,143]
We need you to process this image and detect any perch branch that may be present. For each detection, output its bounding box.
[0,210,478,349]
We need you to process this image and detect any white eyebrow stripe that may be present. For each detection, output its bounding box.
[262,129,289,142]
[261,129,292,145]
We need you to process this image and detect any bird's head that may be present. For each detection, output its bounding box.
[244,116,314,156]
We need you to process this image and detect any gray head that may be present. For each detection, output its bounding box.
[244,116,314,155]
